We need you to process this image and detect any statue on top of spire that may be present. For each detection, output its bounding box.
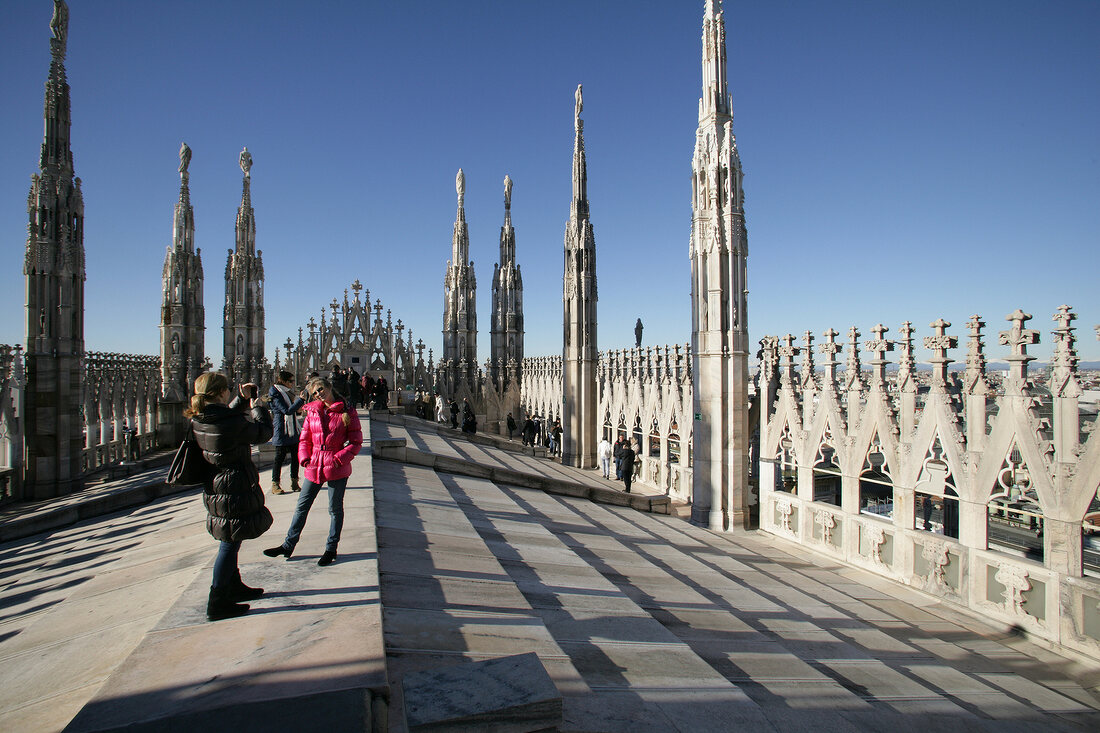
[50,0,69,57]
[574,84,583,129]
[239,147,252,177]
[504,175,513,209]
[178,142,192,175]
[456,168,465,207]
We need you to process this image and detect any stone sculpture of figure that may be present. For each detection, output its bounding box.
[239,147,252,177]
[504,175,513,209]
[51,1,69,54]
[574,84,583,128]
[635,318,643,348]
[456,169,465,207]
[179,142,192,175]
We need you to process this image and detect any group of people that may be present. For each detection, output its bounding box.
[504,412,561,456]
[330,364,388,411]
[598,435,639,493]
[186,368,362,622]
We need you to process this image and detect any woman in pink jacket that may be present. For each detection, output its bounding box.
[264,376,363,566]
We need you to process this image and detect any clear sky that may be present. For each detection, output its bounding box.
[1,0,1097,366]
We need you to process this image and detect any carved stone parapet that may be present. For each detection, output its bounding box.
[994,563,1032,618]
[815,509,837,545]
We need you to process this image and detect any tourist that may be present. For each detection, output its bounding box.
[461,400,477,434]
[435,393,446,424]
[375,376,389,409]
[533,414,543,446]
[347,368,362,408]
[268,370,306,495]
[330,363,348,403]
[186,371,273,621]
[506,412,516,441]
[613,435,626,479]
[630,437,642,481]
[361,372,376,409]
[522,414,536,446]
[620,439,636,494]
[597,436,612,479]
[264,376,363,567]
[550,419,563,456]
[449,399,459,429]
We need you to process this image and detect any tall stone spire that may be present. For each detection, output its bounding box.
[23,0,85,499]
[223,147,265,385]
[562,84,599,469]
[442,169,478,391]
[490,175,523,388]
[159,143,205,420]
[689,0,751,529]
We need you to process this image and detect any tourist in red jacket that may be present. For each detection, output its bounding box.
[264,376,363,566]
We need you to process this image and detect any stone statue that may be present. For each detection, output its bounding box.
[50,1,69,55]
[456,169,465,206]
[635,318,643,348]
[178,142,192,175]
[239,147,252,177]
[574,84,583,128]
[504,175,513,208]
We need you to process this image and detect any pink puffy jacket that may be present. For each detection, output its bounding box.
[297,399,363,484]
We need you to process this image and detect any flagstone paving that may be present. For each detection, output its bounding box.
[0,413,1097,732]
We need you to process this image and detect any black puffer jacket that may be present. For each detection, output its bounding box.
[191,398,274,542]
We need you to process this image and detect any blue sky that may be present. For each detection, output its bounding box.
[1,0,1097,365]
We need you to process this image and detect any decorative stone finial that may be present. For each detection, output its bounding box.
[575,84,583,129]
[456,169,465,207]
[504,175,512,209]
[178,142,191,175]
[51,0,69,59]
[239,147,252,177]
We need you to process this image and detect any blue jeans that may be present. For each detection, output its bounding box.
[283,477,348,553]
[600,456,611,479]
[213,540,240,589]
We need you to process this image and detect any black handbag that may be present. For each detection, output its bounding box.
[167,424,212,485]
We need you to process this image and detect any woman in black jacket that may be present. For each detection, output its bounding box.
[186,371,274,621]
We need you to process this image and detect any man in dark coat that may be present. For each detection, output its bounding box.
[449,399,459,429]
[620,441,636,494]
[522,415,536,446]
[613,436,626,480]
[506,413,517,440]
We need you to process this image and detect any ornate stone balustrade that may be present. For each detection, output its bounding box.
[0,345,24,501]
[757,307,1100,661]
[82,352,161,474]
[521,345,695,501]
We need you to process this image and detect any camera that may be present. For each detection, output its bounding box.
[248,385,258,399]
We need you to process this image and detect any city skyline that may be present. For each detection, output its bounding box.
[1,0,1097,365]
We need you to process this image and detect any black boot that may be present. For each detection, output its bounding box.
[263,544,293,559]
[207,586,250,621]
[230,570,264,601]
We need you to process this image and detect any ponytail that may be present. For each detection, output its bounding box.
[184,371,229,418]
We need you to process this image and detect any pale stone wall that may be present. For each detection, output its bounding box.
[757,308,1100,662]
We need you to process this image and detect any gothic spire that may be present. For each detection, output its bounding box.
[235,147,255,256]
[700,0,731,120]
[571,84,589,222]
[41,0,73,178]
[452,168,469,265]
[174,142,194,253]
[500,174,514,265]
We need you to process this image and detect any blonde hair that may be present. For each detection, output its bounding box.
[306,376,351,426]
[184,371,229,418]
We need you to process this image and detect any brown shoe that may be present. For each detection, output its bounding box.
[271,481,287,495]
